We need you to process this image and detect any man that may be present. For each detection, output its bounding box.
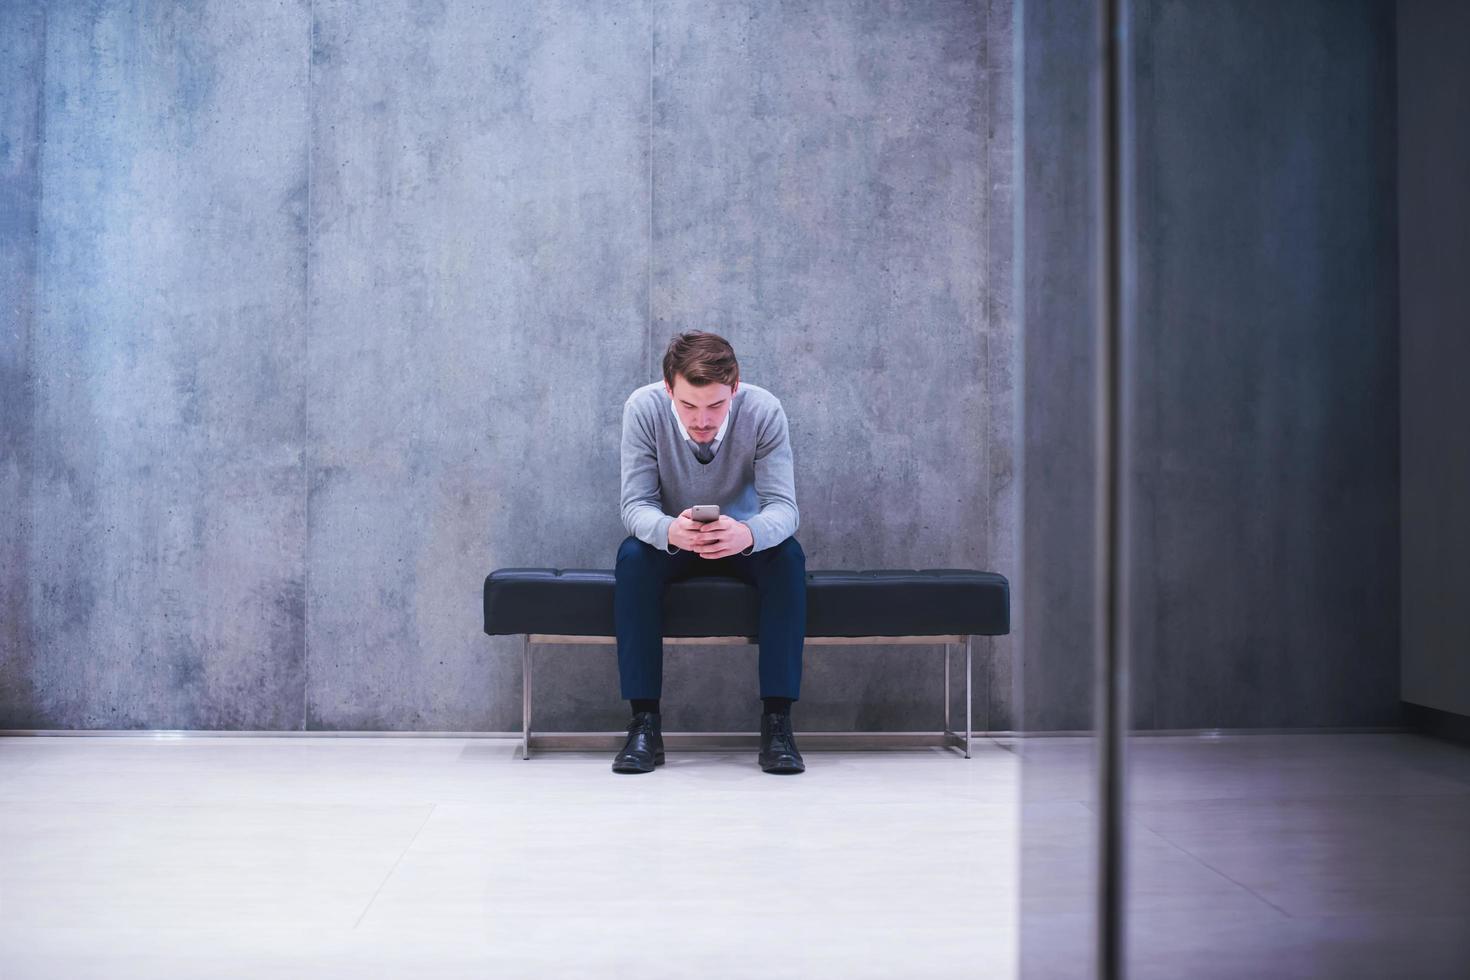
[614,330,807,775]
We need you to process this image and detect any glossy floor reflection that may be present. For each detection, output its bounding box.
[0,735,1019,979]
[1021,733,1470,979]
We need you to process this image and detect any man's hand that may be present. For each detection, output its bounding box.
[667,510,706,552]
[670,510,754,558]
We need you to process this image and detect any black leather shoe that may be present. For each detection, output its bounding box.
[612,710,665,774]
[759,712,806,774]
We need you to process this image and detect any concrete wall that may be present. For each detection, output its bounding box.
[1,5,45,725]
[1020,0,1400,732]
[1,0,1018,733]
[15,0,313,730]
[1399,0,1470,719]
[6,0,1404,735]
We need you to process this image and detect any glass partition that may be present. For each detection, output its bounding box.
[1117,2,1470,977]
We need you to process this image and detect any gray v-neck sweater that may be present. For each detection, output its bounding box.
[620,380,800,555]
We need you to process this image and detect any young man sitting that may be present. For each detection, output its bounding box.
[613,330,807,774]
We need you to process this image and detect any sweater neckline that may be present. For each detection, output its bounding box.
[685,436,720,465]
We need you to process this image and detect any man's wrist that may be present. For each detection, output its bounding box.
[740,521,756,556]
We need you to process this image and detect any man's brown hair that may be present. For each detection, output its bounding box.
[662,330,740,388]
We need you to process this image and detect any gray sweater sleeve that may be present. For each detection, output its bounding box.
[620,396,677,553]
[744,400,800,553]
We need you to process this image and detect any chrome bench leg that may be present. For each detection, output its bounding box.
[522,634,532,760]
[965,634,972,759]
[944,641,952,737]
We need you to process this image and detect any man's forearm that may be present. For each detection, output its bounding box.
[621,395,677,552]
[741,504,799,553]
[742,401,800,553]
[624,503,676,553]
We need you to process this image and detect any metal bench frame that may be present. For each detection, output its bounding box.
[519,633,974,760]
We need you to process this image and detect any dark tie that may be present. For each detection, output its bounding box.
[691,439,715,463]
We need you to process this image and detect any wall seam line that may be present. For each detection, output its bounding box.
[981,0,994,732]
[302,0,314,733]
[647,0,655,379]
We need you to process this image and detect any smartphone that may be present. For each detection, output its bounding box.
[690,504,721,523]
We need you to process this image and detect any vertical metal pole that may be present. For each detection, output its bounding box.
[944,642,952,736]
[1096,0,1133,975]
[964,634,972,758]
[522,634,532,760]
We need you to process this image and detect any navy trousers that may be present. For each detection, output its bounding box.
[614,534,807,702]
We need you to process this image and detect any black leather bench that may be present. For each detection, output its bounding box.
[483,568,1010,759]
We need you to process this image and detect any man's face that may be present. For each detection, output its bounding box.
[665,374,739,442]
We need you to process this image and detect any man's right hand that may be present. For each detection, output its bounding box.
[668,508,714,553]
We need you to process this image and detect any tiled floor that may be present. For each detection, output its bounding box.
[2,732,1468,978]
[0,735,1018,978]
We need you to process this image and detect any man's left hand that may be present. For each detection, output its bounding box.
[691,516,754,559]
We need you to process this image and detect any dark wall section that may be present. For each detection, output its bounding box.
[1021,0,1401,731]
[1019,4,1101,970]
[1019,0,1100,734]
[1399,0,1470,720]
[1129,0,1399,729]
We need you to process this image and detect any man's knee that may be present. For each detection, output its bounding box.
[769,536,806,568]
[617,535,657,572]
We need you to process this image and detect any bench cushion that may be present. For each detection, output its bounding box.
[483,569,1010,638]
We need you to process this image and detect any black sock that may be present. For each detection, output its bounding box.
[762,697,793,716]
[631,698,660,715]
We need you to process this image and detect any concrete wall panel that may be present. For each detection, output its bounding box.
[648,0,1015,732]
[305,0,652,731]
[17,0,311,729]
[0,5,46,728]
